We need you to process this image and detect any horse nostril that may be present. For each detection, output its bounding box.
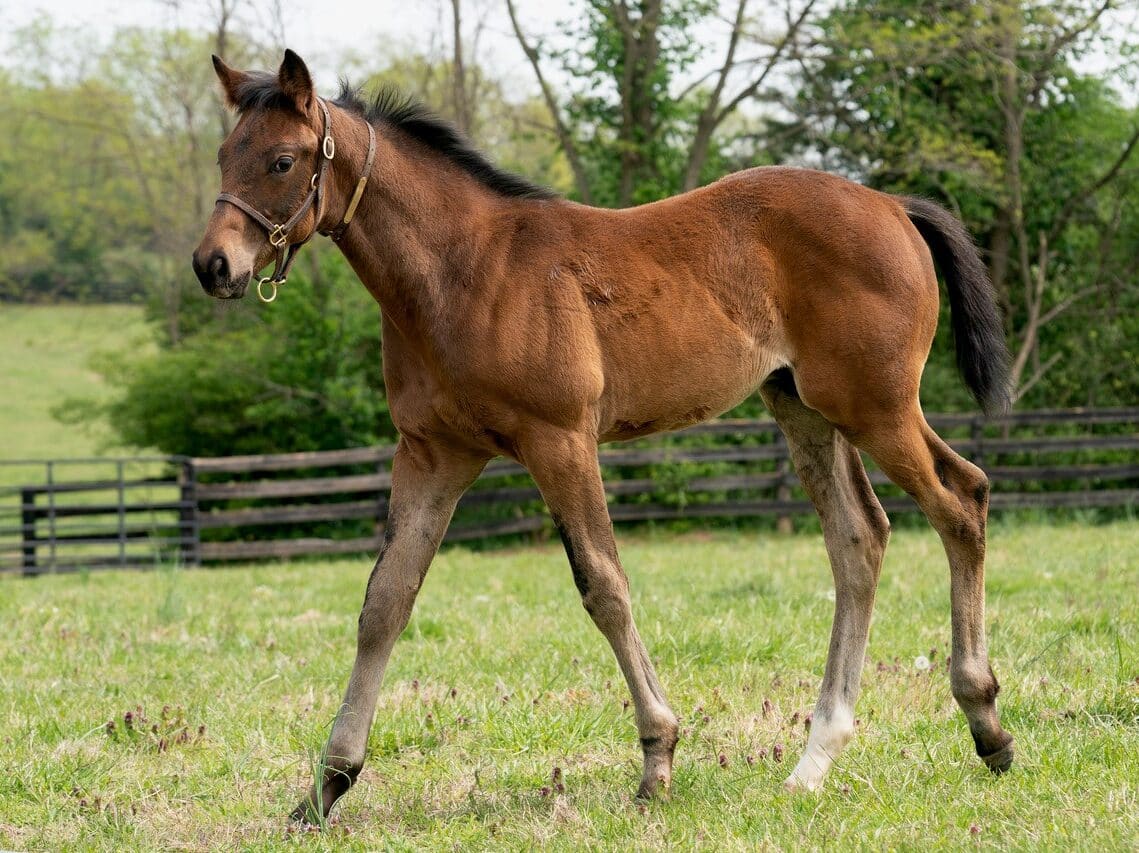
[209,252,229,280]
[192,251,210,287]
[192,249,230,290]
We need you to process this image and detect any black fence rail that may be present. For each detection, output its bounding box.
[2,407,1136,574]
[0,458,193,574]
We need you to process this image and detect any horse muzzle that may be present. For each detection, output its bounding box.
[191,248,251,299]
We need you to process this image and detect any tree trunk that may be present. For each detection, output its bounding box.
[450,0,473,135]
[612,0,661,207]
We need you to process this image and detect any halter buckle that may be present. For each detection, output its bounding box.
[323,135,336,160]
[268,225,288,248]
[256,277,279,303]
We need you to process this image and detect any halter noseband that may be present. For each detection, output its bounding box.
[215,98,376,303]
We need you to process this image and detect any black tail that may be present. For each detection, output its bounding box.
[902,196,1010,416]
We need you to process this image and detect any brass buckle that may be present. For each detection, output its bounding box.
[323,135,335,160]
[256,277,279,303]
[268,225,288,248]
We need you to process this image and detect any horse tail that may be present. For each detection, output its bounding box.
[902,196,1010,416]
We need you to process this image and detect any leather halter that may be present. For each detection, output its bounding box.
[215,98,377,303]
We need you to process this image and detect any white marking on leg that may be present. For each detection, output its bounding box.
[784,706,854,792]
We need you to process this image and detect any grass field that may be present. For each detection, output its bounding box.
[1,521,1136,850]
[0,304,151,470]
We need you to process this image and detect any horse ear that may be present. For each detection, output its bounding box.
[212,55,248,110]
[278,49,315,113]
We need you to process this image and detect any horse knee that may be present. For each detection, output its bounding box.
[580,569,632,626]
[557,522,631,620]
[356,580,418,651]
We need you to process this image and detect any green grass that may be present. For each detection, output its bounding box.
[0,304,151,470]
[1,521,1137,850]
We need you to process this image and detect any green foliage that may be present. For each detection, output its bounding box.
[551,0,736,206]
[0,21,277,306]
[16,3,1139,458]
[356,52,574,193]
[0,71,152,301]
[779,0,1139,408]
[80,251,393,457]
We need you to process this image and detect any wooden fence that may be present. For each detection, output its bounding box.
[2,407,1137,574]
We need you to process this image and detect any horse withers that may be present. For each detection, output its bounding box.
[192,50,1014,822]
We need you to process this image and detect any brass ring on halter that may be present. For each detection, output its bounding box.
[323,136,335,159]
[256,277,278,303]
[310,173,319,190]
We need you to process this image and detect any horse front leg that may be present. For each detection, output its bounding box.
[291,437,488,823]
[521,429,680,799]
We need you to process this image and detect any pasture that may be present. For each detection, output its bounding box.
[2,521,1136,850]
[0,305,150,473]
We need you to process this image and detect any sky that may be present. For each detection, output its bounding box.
[1,0,791,106]
[3,0,1134,102]
[1,0,573,93]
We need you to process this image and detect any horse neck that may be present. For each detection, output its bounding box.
[323,109,503,339]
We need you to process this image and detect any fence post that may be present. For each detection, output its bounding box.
[179,459,200,567]
[21,487,38,576]
[117,460,127,568]
[46,461,57,571]
[971,416,985,467]
[774,430,793,534]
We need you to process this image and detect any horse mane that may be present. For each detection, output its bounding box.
[335,82,558,201]
[228,72,556,201]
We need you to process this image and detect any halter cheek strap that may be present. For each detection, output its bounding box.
[215,98,376,303]
[325,121,376,244]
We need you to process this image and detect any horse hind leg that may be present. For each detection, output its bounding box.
[852,405,1014,773]
[760,373,891,792]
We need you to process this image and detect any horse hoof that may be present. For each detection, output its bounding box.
[289,798,322,825]
[635,772,671,801]
[979,738,1014,775]
[783,773,822,793]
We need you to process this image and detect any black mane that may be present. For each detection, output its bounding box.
[336,82,558,201]
[230,72,557,201]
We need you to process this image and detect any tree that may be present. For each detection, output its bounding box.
[59,252,392,457]
[355,50,572,194]
[0,15,277,316]
[0,67,153,302]
[508,0,820,207]
[779,0,1139,406]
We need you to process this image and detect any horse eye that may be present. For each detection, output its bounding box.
[272,156,295,174]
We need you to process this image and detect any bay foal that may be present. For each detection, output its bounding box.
[193,52,1014,821]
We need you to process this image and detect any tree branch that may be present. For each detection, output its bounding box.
[714,0,819,124]
[1036,284,1100,329]
[681,0,818,190]
[1047,120,1139,244]
[505,0,593,203]
[679,0,747,191]
[1013,351,1062,402]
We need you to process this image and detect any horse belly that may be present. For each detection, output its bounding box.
[598,325,783,442]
